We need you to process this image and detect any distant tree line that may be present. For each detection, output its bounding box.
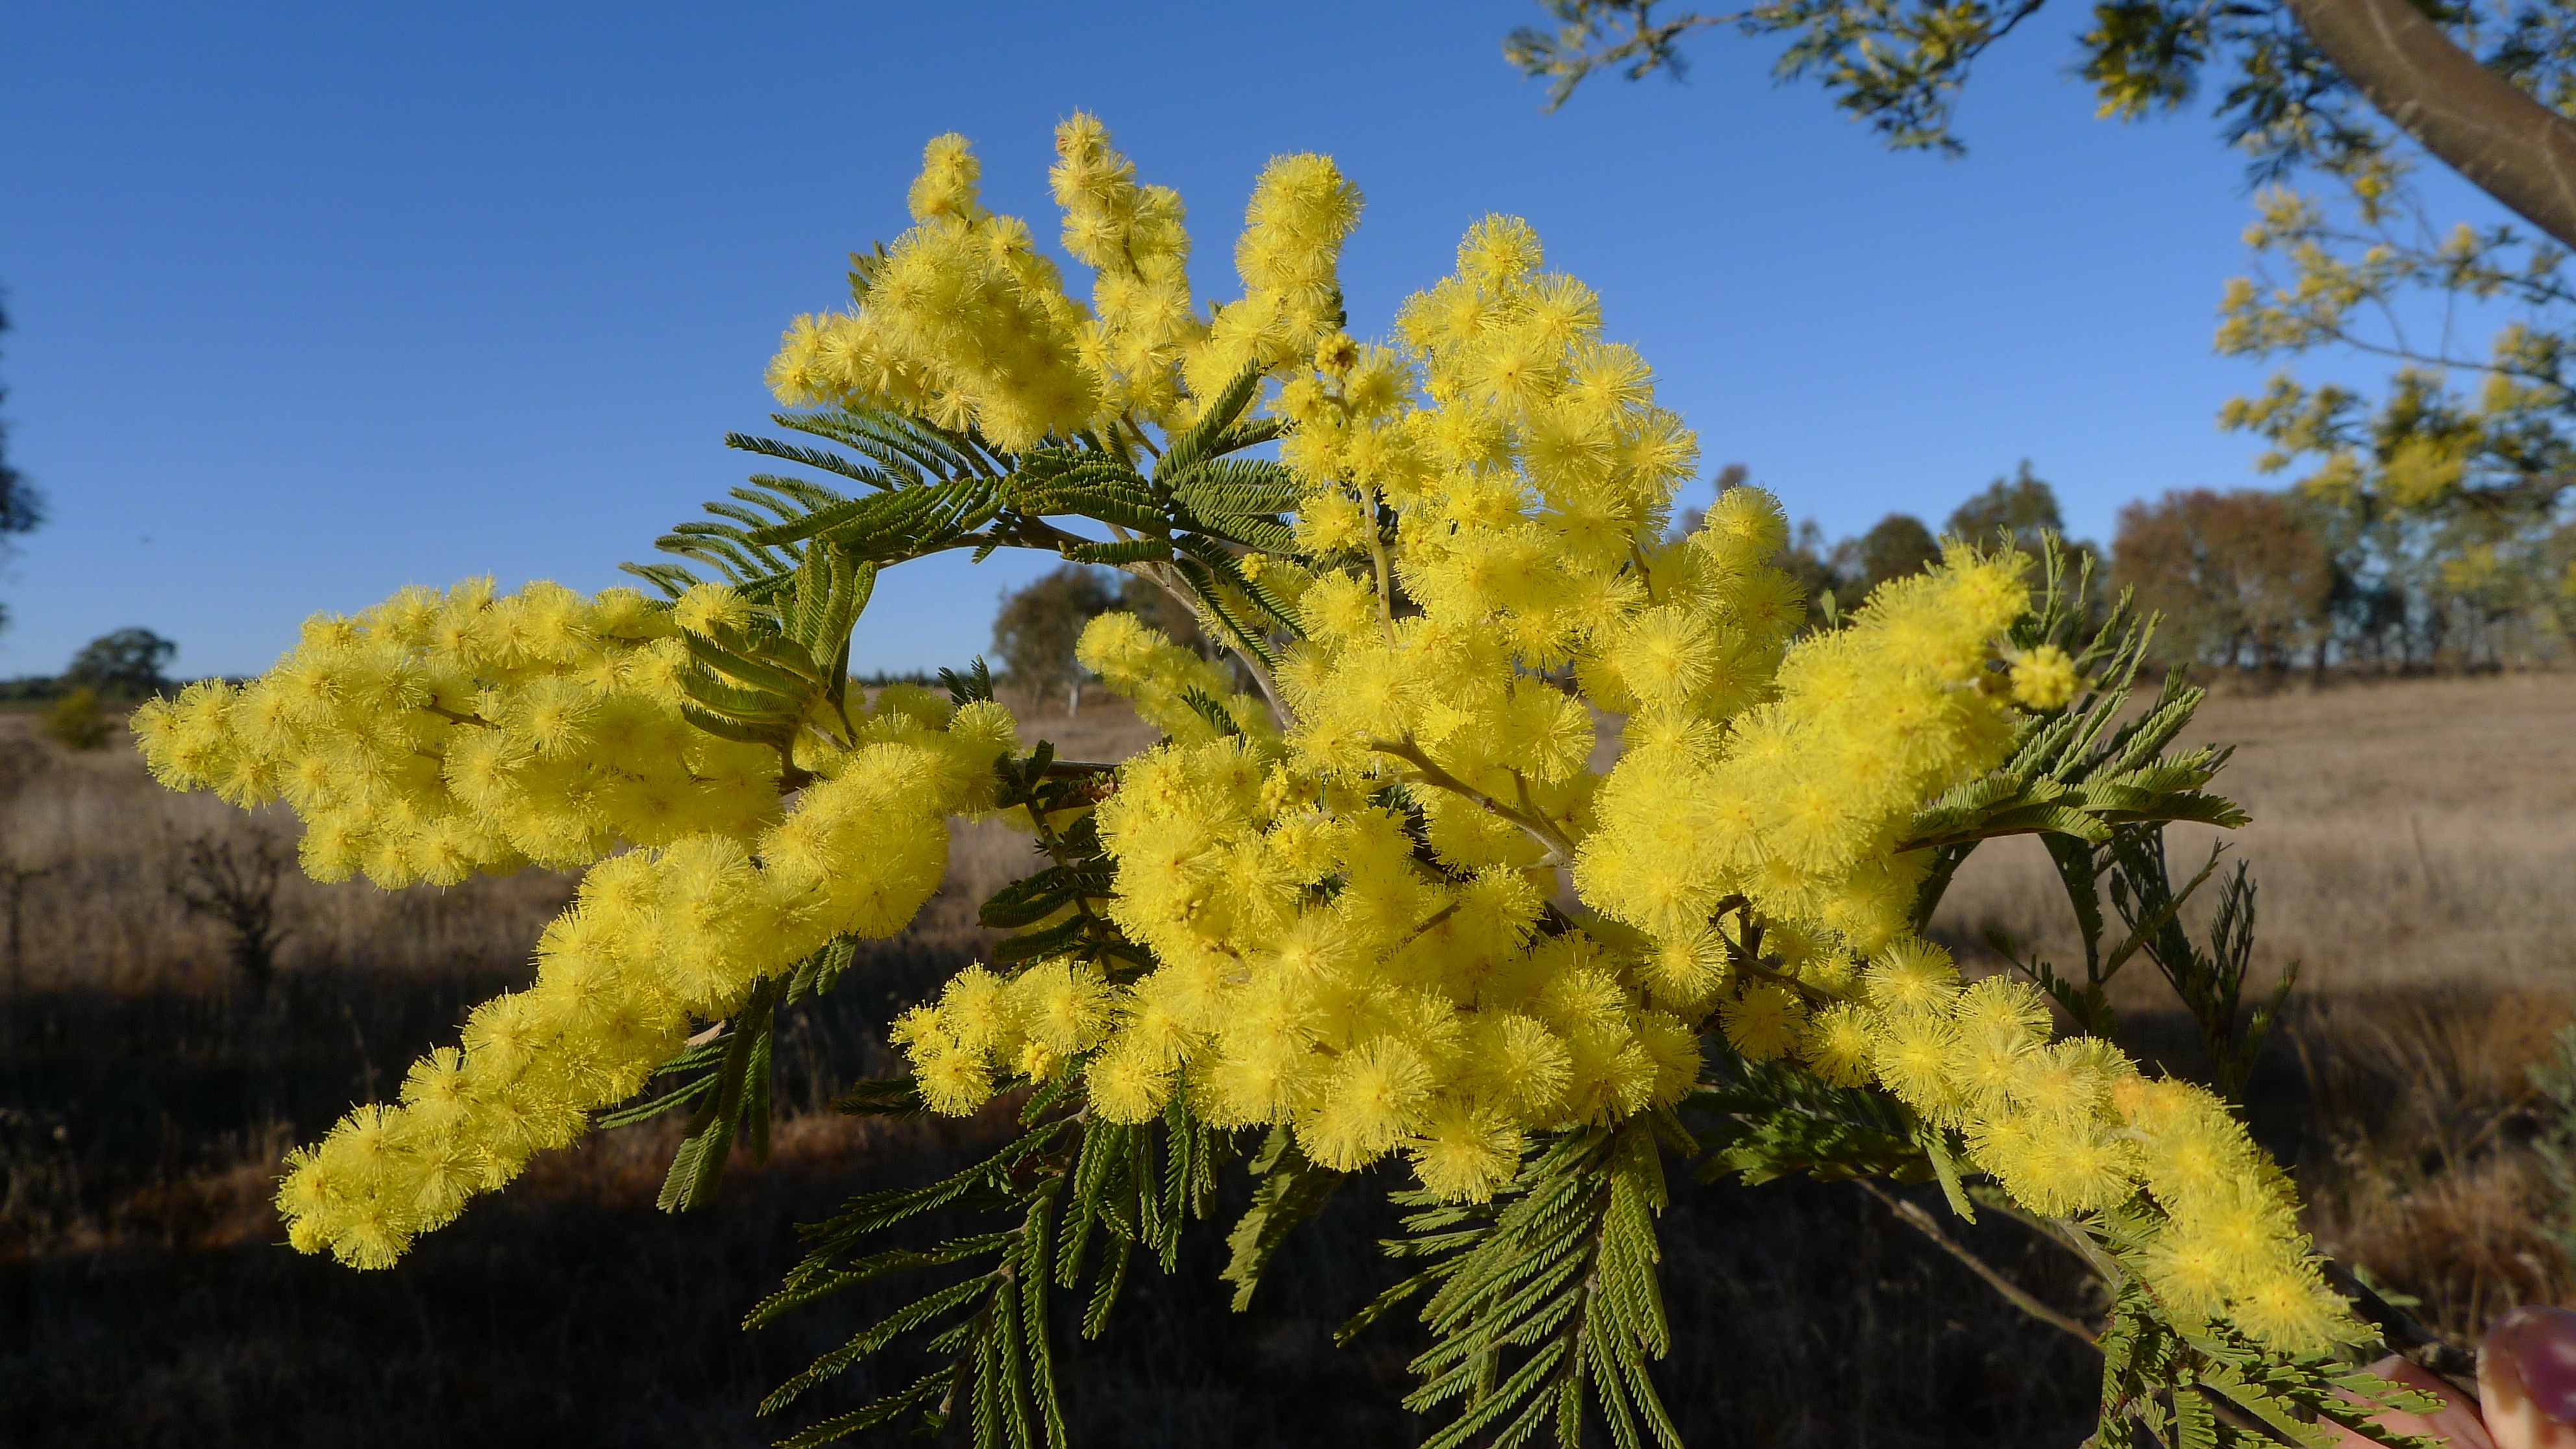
[1,627,180,702]
[1748,458,2565,675]
[850,669,943,689]
[1752,461,2106,631]
[2112,478,2573,674]
[980,449,2568,694]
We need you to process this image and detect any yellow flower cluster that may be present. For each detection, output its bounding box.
[767,132,1098,450]
[2114,1075,2351,1346]
[1182,151,1361,412]
[135,580,773,881]
[144,119,2352,1356]
[844,138,2348,1350]
[1807,941,2347,1348]
[1050,113,1202,428]
[767,116,1358,446]
[2009,643,2079,710]
[895,214,2020,1204]
[136,581,1017,1265]
[1579,554,2023,966]
[1075,610,1274,745]
[895,960,1121,1112]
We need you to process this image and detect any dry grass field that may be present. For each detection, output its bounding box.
[1,673,2570,1446]
[1933,671,2576,989]
[0,721,574,994]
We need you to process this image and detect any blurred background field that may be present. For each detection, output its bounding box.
[3,674,2572,1447]
[1937,670,2576,989]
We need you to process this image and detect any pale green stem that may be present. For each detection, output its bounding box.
[1367,735,1578,866]
[1361,480,1396,648]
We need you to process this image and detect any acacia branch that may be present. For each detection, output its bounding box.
[2233,271,2571,382]
[1737,958,1837,1005]
[1871,1190,2288,1441]
[2286,0,2576,252]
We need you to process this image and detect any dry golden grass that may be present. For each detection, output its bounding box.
[0,717,573,992]
[984,684,1161,763]
[2289,986,2576,1338]
[1931,671,2576,991]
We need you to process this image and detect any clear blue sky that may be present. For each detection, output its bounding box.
[0,1,2512,680]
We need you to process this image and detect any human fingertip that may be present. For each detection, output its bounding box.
[2483,1308,2576,1449]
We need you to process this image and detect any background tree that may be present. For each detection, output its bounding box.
[2217,180,2576,666]
[1505,0,2576,251]
[1777,515,1929,622]
[993,565,1224,717]
[64,628,177,698]
[1950,460,2111,628]
[1949,460,2070,554]
[41,687,110,751]
[1774,517,1841,623]
[1779,511,1944,622]
[1841,512,1939,591]
[171,831,291,990]
[0,295,44,636]
[2113,487,2336,669]
[990,565,1118,713]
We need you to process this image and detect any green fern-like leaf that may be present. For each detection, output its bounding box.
[1222,1128,1344,1311]
[1160,363,1268,476]
[1352,1122,1681,1449]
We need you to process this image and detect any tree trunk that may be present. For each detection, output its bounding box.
[2286,0,2576,250]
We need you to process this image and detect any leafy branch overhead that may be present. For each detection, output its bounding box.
[1513,0,2576,663]
[1506,0,2576,251]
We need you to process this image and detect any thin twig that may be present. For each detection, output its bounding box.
[1367,736,1577,865]
[2320,1259,2479,1379]
[1737,959,1836,1006]
[1132,559,1293,731]
[1362,483,1396,648]
[1854,1180,2097,1349]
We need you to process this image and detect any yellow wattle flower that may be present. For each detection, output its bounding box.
[138,119,2357,1363]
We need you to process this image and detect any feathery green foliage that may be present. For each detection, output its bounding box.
[1343,1122,1683,1449]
